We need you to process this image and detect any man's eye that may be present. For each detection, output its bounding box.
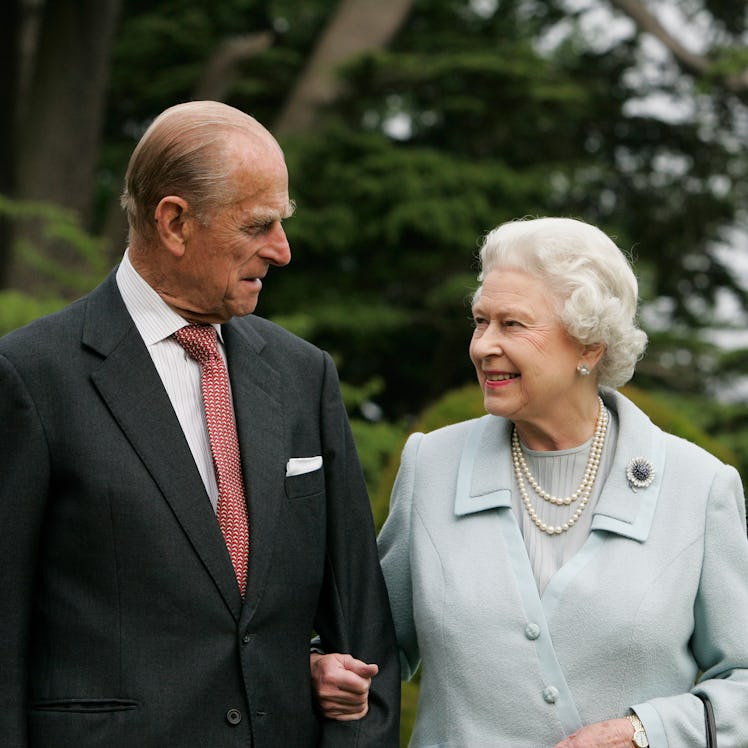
[245,222,271,236]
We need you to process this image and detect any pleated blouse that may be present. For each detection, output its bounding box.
[511,406,618,593]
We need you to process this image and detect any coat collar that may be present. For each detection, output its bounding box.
[454,389,664,542]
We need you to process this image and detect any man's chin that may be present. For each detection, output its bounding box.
[227,297,260,320]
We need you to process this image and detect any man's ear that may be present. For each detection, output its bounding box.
[154,196,190,257]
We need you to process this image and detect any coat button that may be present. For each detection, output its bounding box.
[543,686,559,704]
[226,708,242,725]
[524,623,541,640]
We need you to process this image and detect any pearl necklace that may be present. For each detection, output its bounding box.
[511,396,608,535]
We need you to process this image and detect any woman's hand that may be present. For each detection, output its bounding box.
[554,717,636,747]
[310,652,379,720]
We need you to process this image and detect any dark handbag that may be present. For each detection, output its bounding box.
[695,692,717,748]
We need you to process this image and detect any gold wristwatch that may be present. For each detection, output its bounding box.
[627,713,649,747]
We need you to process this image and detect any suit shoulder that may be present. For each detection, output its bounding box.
[237,314,327,365]
[0,297,86,361]
[244,314,319,349]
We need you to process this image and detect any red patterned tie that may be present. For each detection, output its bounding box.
[174,325,249,597]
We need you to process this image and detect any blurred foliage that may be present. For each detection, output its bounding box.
[0,289,67,337]
[78,0,748,419]
[350,416,409,511]
[0,195,109,293]
[622,384,738,464]
[8,0,741,428]
[260,0,748,426]
[0,196,109,333]
[399,679,420,748]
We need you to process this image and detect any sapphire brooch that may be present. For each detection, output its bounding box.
[626,457,654,491]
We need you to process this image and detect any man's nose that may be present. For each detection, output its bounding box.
[264,223,291,267]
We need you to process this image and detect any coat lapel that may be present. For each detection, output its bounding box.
[590,389,664,542]
[82,274,243,618]
[454,415,513,516]
[222,320,285,624]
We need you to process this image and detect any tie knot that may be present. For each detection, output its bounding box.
[174,324,221,365]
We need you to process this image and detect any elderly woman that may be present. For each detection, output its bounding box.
[311,217,748,747]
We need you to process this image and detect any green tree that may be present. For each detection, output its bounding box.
[263,0,748,422]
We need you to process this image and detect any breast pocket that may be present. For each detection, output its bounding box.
[284,466,325,500]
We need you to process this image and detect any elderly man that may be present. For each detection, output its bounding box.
[0,101,400,747]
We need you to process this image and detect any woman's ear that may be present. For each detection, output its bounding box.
[154,196,190,257]
[580,342,605,373]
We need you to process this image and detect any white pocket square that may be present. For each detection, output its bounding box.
[286,456,323,477]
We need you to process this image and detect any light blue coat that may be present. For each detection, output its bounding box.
[380,389,748,747]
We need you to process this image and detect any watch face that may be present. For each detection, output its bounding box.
[633,729,648,747]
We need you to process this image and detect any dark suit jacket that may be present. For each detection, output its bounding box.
[0,272,400,747]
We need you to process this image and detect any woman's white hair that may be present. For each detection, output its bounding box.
[473,216,648,388]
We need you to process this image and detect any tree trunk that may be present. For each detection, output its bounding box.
[194,31,274,101]
[274,0,414,136]
[10,0,122,292]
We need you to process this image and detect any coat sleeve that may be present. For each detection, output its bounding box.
[313,351,401,747]
[633,464,748,746]
[378,432,423,681]
[0,353,51,747]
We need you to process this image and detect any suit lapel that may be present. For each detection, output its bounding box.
[82,274,243,618]
[222,320,285,623]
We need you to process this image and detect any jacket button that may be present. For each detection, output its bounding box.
[524,623,541,640]
[543,686,559,704]
[226,708,242,725]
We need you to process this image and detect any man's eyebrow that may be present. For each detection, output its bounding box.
[247,201,296,225]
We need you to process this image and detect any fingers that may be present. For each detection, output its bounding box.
[310,652,378,720]
[341,653,379,679]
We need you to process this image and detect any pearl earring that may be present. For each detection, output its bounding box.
[577,363,590,376]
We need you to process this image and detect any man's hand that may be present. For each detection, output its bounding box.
[310,652,379,720]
